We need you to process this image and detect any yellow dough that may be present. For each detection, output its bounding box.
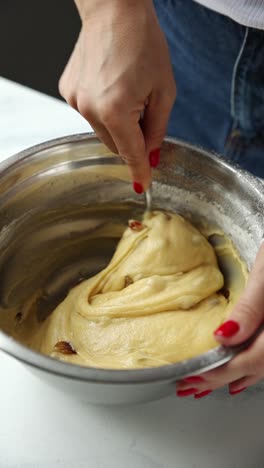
[15,211,247,369]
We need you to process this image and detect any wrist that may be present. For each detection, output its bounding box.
[74,0,154,23]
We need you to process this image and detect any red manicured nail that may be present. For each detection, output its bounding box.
[214,320,240,338]
[230,387,247,396]
[182,376,205,384]
[149,148,160,168]
[133,182,144,194]
[177,388,198,397]
[194,390,212,399]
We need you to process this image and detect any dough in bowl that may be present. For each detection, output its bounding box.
[16,210,247,369]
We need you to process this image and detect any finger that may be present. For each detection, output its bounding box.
[92,125,118,155]
[199,328,264,391]
[101,108,151,191]
[231,326,264,377]
[59,71,78,110]
[61,90,78,112]
[177,351,254,393]
[142,89,176,162]
[176,361,239,393]
[176,375,206,390]
[177,313,264,395]
[77,97,118,154]
[214,243,264,346]
[59,36,81,110]
[86,120,118,155]
[229,375,257,395]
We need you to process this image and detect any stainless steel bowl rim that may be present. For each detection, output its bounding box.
[0,133,263,384]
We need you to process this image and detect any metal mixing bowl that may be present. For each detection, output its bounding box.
[0,134,264,405]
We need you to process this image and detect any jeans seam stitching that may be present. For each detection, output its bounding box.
[231,27,249,120]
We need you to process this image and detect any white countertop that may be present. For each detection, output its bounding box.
[0,77,264,468]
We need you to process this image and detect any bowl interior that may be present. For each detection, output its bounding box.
[0,134,263,379]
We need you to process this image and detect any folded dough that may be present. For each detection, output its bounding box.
[17,211,247,369]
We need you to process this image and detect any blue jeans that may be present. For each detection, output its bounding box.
[154,0,264,178]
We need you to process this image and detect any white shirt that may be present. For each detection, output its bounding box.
[195,0,264,29]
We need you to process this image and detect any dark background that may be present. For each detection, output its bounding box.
[0,0,81,98]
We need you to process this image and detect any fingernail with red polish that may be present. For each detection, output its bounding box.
[194,390,212,399]
[149,148,160,168]
[230,387,247,396]
[214,320,240,338]
[177,388,198,397]
[133,182,144,194]
[182,376,204,384]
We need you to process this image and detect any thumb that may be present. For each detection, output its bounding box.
[214,243,264,346]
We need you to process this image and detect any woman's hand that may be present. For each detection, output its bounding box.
[176,243,264,399]
[59,0,176,191]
